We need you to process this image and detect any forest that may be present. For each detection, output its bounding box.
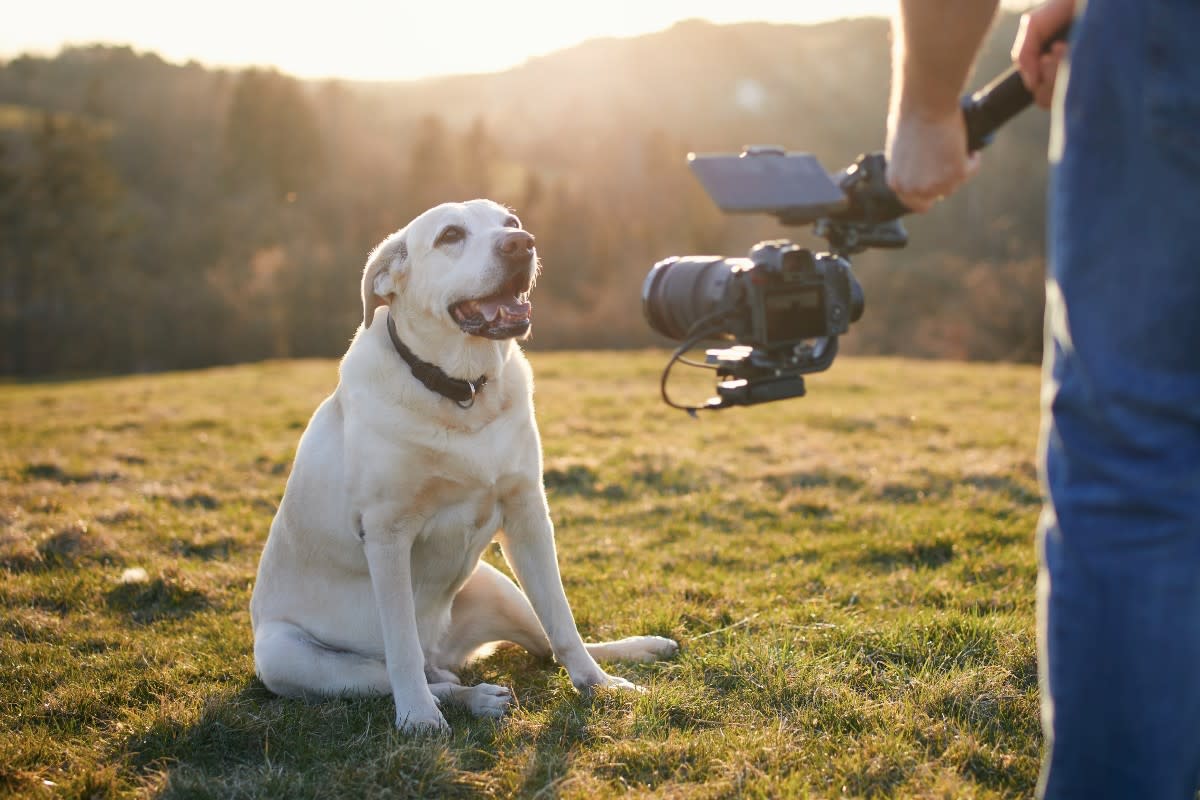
[0,14,1051,376]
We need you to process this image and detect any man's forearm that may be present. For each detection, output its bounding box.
[891,0,1000,120]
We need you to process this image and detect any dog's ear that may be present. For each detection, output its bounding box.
[361,230,408,329]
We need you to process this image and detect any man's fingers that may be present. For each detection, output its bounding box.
[1034,42,1068,109]
[1035,54,1056,108]
[885,109,976,214]
[1013,13,1044,92]
[1013,0,1075,97]
[965,152,982,180]
[894,191,935,214]
[890,161,973,213]
[889,175,947,208]
[1013,15,1037,91]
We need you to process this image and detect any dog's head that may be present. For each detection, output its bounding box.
[362,199,538,340]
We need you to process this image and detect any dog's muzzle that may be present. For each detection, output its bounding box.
[449,232,537,340]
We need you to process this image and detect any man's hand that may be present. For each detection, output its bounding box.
[1012,0,1074,109]
[886,110,980,213]
[885,0,998,213]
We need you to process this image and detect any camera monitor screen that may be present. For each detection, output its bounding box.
[688,151,848,224]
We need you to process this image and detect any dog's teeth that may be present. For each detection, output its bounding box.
[475,300,502,322]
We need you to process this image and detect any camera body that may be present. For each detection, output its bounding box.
[644,241,863,407]
[645,241,864,344]
[644,239,863,352]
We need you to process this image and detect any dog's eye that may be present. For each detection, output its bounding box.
[436,225,466,246]
[503,216,520,229]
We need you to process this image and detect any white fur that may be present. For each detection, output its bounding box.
[250,200,677,733]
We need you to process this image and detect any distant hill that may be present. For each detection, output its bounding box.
[0,15,1051,375]
[362,18,894,157]
[356,15,1043,184]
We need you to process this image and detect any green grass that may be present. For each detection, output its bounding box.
[0,352,1045,798]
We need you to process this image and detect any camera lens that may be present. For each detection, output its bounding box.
[642,256,742,341]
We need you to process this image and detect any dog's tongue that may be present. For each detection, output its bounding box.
[478,295,531,322]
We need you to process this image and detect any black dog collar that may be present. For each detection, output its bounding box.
[386,313,487,408]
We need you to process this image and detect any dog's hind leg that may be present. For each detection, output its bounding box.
[436,561,553,669]
[255,620,391,698]
[582,635,679,663]
[435,561,678,670]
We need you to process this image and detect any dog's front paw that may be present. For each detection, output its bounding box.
[573,670,647,696]
[396,703,450,734]
[463,682,514,718]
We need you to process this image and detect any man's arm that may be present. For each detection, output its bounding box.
[886,0,999,212]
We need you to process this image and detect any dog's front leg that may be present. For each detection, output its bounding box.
[361,514,447,733]
[499,490,643,694]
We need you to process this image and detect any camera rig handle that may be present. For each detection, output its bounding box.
[814,22,1072,255]
[962,24,1071,152]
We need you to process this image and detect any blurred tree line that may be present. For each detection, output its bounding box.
[0,15,1049,376]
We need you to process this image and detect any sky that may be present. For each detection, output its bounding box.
[2,0,1033,82]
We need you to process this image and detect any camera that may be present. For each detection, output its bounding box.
[643,244,864,346]
[643,242,864,406]
[641,44,1060,412]
[643,148,903,411]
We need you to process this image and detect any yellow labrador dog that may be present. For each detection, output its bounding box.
[250,199,676,732]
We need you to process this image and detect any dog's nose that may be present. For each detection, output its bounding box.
[498,230,535,262]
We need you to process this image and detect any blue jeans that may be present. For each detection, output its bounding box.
[1038,0,1200,797]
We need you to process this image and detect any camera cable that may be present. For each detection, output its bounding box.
[659,309,736,416]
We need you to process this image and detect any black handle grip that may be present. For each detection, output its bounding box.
[962,68,1033,151]
[961,23,1071,152]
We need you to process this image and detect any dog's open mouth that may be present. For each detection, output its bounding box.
[449,274,532,339]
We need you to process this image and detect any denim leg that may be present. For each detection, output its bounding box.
[1037,1,1200,798]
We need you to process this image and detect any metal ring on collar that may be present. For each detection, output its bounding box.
[456,380,478,409]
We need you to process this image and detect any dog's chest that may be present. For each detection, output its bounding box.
[405,437,520,541]
[407,473,507,601]
[413,476,501,535]
[390,411,532,588]
[400,412,526,525]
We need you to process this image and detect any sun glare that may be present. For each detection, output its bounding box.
[3,0,903,81]
[5,0,1035,80]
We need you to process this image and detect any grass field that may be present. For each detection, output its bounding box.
[0,352,1046,798]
